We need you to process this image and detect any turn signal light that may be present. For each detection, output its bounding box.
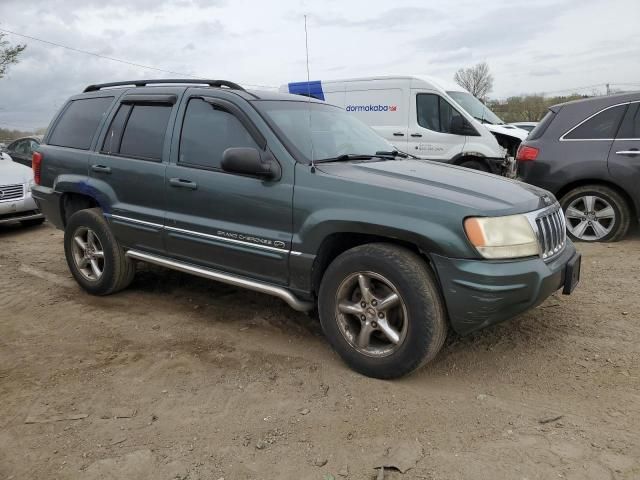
[32,151,43,185]
[516,145,539,162]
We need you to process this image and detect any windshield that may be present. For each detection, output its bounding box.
[446,91,504,125]
[254,100,393,163]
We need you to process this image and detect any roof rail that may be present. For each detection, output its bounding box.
[83,79,246,93]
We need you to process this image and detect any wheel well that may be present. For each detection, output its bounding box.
[453,154,487,167]
[310,233,426,295]
[555,180,637,219]
[61,193,99,227]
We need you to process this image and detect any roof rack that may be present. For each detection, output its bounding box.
[83,79,246,93]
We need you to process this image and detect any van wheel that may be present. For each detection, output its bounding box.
[64,208,136,295]
[459,159,490,172]
[318,243,447,379]
[560,185,631,242]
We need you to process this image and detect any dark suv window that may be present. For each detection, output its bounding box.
[49,97,114,150]
[179,98,258,170]
[102,104,172,161]
[416,94,465,134]
[564,104,627,140]
[617,103,640,139]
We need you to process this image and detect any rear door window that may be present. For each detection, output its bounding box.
[617,103,640,139]
[564,104,627,140]
[49,97,114,149]
[102,104,172,161]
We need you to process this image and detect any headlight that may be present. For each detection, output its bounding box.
[464,214,540,259]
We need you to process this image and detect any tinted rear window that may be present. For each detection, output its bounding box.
[119,105,172,160]
[527,109,556,140]
[564,104,626,140]
[48,97,114,149]
[617,103,640,139]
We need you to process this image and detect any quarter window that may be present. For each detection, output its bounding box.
[49,97,114,150]
[416,94,465,134]
[564,104,626,140]
[617,103,640,139]
[179,98,258,170]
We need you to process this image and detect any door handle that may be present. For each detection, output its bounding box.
[410,133,422,138]
[169,178,198,190]
[615,149,640,155]
[91,164,111,174]
[393,132,405,137]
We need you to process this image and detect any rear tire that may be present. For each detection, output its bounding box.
[318,243,447,379]
[560,185,631,242]
[64,208,135,295]
[459,159,490,172]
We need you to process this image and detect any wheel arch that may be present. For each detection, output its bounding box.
[60,191,101,227]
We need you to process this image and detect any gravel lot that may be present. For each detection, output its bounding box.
[1,222,639,480]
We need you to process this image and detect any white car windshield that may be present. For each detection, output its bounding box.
[447,91,504,125]
[256,100,394,163]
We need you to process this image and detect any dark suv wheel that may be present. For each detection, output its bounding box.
[560,185,631,242]
[64,208,136,295]
[318,243,447,379]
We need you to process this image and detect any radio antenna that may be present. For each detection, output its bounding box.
[304,14,316,171]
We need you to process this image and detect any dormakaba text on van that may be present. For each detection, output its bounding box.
[281,76,528,176]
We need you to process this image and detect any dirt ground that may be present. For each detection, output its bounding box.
[0,222,638,480]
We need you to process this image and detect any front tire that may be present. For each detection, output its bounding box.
[64,208,136,295]
[560,185,631,242]
[318,243,447,379]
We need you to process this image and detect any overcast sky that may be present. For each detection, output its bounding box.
[1,0,639,130]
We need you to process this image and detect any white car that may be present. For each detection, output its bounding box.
[509,121,538,133]
[280,75,529,176]
[0,152,45,226]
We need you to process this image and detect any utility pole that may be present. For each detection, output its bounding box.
[606,83,610,95]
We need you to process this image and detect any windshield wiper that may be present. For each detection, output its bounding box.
[315,154,377,164]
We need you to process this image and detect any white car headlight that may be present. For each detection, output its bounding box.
[464,214,540,259]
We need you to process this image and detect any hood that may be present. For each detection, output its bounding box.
[317,159,553,215]
[484,123,529,141]
[0,155,32,185]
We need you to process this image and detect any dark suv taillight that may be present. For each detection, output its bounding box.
[516,145,539,162]
[32,151,43,184]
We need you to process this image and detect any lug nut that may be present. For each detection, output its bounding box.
[360,315,366,321]
[371,299,377,306]
[361,302,366,308]
[371,321,378,328]
[378,312,384,319]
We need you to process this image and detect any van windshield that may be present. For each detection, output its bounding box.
[254,100,393,163]
[447,91,504,125]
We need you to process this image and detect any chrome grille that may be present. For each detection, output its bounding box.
[0,184,24,202]
[534,207,566,259]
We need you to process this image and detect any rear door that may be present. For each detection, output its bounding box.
[163,92,293,285]
[409,91,465,161]
[89,90,181,254]
[608,101,640,209]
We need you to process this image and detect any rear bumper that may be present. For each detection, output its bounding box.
[31,185,64,229]
[431,241,578,336]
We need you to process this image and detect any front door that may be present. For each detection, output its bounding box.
[608,101,640,213]
[408,91,466,161]
[164,94,293,285]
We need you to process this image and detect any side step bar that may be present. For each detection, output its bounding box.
[125,249,314,312]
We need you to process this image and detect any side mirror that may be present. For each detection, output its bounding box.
[221,147,281,180]
[450,116,478,136]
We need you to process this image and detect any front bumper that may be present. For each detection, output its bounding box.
[0,191,44,225]
[432,241,579,336]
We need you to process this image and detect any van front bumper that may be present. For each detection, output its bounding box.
[431,241,579,336]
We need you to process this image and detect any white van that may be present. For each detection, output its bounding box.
[280,76,527,176]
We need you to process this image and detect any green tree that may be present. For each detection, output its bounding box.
[0,33,26,79]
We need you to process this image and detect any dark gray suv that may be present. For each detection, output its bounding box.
[32,79,581,379]
[517,92,640,242]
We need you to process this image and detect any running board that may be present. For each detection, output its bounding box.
[126,250,314,312]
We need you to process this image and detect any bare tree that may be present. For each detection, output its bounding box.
[0,33,27,79]
[454,62,493,100]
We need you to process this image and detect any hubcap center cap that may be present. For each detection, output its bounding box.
[366,307,376,318]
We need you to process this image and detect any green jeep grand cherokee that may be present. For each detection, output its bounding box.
[31,79,581,379]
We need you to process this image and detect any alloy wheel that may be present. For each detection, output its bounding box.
[564,195,615,241]
[334,271,408,357]
[71,227,105,281]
